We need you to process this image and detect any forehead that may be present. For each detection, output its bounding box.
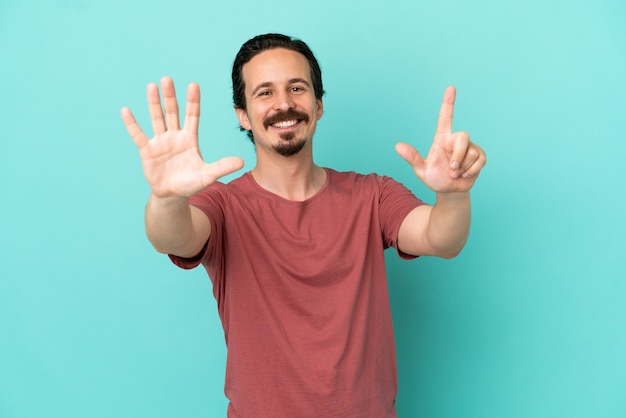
[242,48,312,92]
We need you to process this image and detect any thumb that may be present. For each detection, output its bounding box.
[395,142,425,176]
[202,156,245,185]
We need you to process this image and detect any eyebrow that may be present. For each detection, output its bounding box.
[250,78,312,96]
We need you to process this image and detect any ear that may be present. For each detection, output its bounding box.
[316,99,324,121]
[234,106,251,130]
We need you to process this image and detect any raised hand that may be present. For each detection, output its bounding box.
[395,86,486,194]
[121,77,244,198]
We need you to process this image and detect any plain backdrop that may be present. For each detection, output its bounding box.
[1,0,625,417]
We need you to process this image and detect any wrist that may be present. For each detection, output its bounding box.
[148,193,190,212]
[435,190,470,204]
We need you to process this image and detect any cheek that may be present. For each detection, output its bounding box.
[247,105,267,125]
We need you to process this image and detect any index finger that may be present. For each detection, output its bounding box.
[183,82,201,134]
[435,86,456,135]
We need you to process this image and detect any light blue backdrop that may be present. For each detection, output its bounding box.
[1,0,625,417]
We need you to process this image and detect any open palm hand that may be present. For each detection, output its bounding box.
[121,77,243,198]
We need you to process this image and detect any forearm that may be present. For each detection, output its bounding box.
[424,191,471,258]
[144,194,205,256]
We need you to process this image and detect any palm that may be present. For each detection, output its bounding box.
[138,129,208,197]
[416,134,478,193]
[121,77,243,198]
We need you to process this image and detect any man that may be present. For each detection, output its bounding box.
[121,33,485,417]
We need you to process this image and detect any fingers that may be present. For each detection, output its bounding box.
[449,131,470,173]
[136,77,198,140]
[435,86,456,135]
[449,132,486,179]
[161,76,180,131]
[149,76,189,134]
[120,107,149,149]
[183,82,201,134]
[460,144,486,178]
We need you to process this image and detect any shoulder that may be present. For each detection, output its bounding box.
[184,174,255,224]
[325,168,406,193]
[326,168,423,209]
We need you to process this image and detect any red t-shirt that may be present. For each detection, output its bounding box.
[170,169,423,417]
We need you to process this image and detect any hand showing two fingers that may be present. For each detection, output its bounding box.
[121,76,244,198]
[396,86,486,194]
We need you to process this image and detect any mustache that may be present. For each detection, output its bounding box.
[263,109,310,129]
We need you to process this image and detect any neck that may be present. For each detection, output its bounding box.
[251,155,326,201]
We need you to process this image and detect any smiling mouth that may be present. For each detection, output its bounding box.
[264,109,310,130]
[271,119,300,129]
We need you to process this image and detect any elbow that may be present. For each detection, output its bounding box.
[430,240,466,259]
[146,235,171,255]
[438,248,462,259]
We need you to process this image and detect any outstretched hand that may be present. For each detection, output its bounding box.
[395,86,485,194]
[121,77,244,198]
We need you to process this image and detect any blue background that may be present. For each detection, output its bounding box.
[1,0,625,417]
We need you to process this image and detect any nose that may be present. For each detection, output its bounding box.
[274,89,295,111]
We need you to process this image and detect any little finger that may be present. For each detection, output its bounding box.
[121,107,149,149]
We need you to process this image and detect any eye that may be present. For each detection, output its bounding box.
[257,90,272,97]
[290,86,305,93]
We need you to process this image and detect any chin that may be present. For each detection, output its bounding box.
[273,137,307,157]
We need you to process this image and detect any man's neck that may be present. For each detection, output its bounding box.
[251,155,326,201]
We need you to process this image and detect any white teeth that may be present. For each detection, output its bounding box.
[272,120,298,128]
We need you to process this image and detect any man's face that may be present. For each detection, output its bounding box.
[235,48,323,157]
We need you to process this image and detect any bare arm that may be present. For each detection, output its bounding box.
[144,196,211,257]
[121,77,243,257]
[395,87,486,258]
[398,193,470,258]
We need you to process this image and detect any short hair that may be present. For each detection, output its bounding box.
[232,33,325,142]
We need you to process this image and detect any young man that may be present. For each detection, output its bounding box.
[121,34,485,417]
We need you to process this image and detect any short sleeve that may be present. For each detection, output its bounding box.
[377,176,424,259]
[168,183,227,270]
[168,241,208,270]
